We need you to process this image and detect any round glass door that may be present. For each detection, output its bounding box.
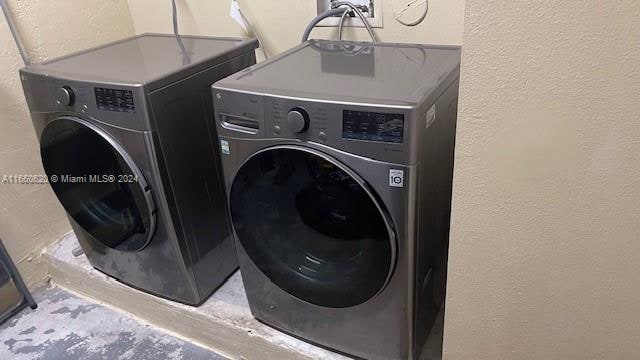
[40,117,155,252]
[230,147,395,308]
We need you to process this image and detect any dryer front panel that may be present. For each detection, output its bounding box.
[40,116,156,252]
[229,145,396,308]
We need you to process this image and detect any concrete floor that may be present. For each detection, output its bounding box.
[45,234,443,360]
[0,286,225,360]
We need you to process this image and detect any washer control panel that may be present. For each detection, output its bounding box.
[342,110,404,144]
[212,88,412,164]
[267,97,330,143]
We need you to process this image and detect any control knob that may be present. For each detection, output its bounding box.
[286,107,310,133]
[55,86,75,106]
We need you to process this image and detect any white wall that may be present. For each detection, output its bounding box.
[126,0,465,57]
[444,1,640,359]
[0,0,135,286]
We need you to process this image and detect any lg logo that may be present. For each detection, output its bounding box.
[389,169,404,188]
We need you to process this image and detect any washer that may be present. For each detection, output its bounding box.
[20,34,258,305]
[212,40,460,359]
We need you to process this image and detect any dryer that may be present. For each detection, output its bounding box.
[212,40,460,359]
[20,34,258,305]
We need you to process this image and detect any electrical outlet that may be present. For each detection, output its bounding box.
[316,0,383,28]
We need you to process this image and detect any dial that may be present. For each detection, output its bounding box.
[55,86,75,106]
[286,107,310,133]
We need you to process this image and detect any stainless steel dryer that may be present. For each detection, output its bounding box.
[20,34,258,305]
[212,40,460,359]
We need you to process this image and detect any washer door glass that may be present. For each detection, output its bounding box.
[40,117,154,252]
[230,147,394,308]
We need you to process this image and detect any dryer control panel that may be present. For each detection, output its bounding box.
[94,87,136,113]
[19,70,151,131]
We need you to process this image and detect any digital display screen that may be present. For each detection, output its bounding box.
[95,87,135,113]
[342,110,404,143]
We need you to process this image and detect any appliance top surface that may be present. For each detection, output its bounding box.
[215,40,461,106]
[25,33,257,85]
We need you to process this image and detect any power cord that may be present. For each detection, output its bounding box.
[0,0,30,65]
[170,0,191,65]
[171,0,179,36]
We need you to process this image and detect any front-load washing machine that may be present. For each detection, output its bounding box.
[212,40,460,359]
[20,34,258,305]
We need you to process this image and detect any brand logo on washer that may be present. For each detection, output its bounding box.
[389,169,404,187]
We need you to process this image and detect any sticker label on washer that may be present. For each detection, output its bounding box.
[426,104,436,129]
[389,169,404,187]
[220,140,230,155]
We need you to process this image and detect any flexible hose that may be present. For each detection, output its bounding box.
[0,0,30,65]
[302,7,348,43]
[333,1,377,42]
[337,7,350,40]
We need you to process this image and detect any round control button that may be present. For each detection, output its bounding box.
[55,86,75,106]
[286,107,310,133]
[273,125,281,135]
[318,131,327,142]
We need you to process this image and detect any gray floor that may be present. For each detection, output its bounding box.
[0,286,225,360]
[0,283,444,360]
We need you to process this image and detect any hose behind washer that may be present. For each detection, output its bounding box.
[334,1,377,42]
[302,7,347,43]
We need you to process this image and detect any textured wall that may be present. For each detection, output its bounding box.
[444,1,640,359]
[126,0,464,57]
[0,0,135,285]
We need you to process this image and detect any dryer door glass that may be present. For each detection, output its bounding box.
[40,117,154,252]
[230,147,394,308]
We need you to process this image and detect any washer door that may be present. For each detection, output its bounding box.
[230,146,395,308]
[40,117,155,252]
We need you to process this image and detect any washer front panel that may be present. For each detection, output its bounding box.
[230,145,396,308]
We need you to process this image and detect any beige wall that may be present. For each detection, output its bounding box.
[126,0,465,56]
[5,1,639,358]
[444,1,640,360]
[0,0,135,286]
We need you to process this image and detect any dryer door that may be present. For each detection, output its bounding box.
[230,146,396,308]
[40,116,155,252]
